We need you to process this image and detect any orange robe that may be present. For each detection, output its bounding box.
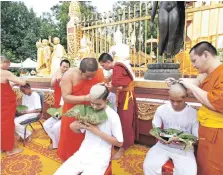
[0,82,16,151]
[197,64,223,175]
[112,63,138,149]
[54,80,62,108]
[57,69,104,161]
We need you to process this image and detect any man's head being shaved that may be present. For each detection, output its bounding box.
[89,84,109,110]
[169,82,187,98]
[168,82,187,111]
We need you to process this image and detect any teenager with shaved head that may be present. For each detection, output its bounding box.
[143,82,198,175]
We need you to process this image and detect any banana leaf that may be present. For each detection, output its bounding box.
[149,127,198,150]
[47,107,62,120]
[16,105,28,112]
[64,105,108,125]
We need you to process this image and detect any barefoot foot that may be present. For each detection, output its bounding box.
[6,148,23,156]
[112,147,124,160]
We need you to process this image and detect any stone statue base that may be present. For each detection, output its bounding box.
[144,63,181,80]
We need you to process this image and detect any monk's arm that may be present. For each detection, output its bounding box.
[187,84,215,110]
[61,71,88,104]
[7,71,26,86]
[50,72,57,87]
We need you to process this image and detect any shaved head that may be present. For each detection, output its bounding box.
[169,82,187,98]
[90,84,109,100]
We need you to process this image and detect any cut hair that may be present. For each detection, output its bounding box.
[20,82,31,89]
[90,84,109,100]
[189,41,217,56]
[80,58,98,73]
[60,59,70,67]
[98,53,113,63]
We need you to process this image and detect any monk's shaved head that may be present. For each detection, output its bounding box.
[80,58,98,73]
[169,82,187,98]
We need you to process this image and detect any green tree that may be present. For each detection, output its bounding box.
[1,1,41,62]
[50,1,97,49]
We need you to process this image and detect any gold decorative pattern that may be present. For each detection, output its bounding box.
[43,91,54,106]
[13,88,23,100]
[137,102,161,120]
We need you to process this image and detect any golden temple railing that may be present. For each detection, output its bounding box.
[68,1,223,78]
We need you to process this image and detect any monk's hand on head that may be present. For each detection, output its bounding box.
[165,77,176,87]
[84,122,100,134]
[178,78,193,89]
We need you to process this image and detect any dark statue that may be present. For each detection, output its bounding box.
[150,1,185,63]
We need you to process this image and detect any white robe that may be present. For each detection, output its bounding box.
[15,92,41,139]
[143,103,198,175]
[54,106,123,175]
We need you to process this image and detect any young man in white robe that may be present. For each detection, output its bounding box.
[15,83,42,141]
[54,84,123,175]
[143,82,198,175]
[43,97,63,150]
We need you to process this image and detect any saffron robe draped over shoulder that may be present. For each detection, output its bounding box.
[0,82,17,151]
[54,80,62,108]
[197,64,223,175]
[57,69,104,161]
[112,62,138,150]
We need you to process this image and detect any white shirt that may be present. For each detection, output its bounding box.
[153,103,198,149]
[22,91,41,117]
[78,106,123,164]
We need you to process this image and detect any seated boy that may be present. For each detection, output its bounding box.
[54,84,123,175]
[15,83,41,141]
[43,97,63,150]
[143,82,198,175]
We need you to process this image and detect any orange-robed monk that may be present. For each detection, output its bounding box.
[0,55,26,156]
[166,41,223,175]
[51,59,70,108]
[57,58,104,161]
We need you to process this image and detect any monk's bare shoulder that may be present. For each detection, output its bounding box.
[63,68,80,83]
[0,69,12,83]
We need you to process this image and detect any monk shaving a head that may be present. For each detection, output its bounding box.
[57,58,104,161]
[54,84,123,175]
[166,41,223,175]
[143,82,198,175]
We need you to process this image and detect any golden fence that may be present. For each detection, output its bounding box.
[67,1,223,78]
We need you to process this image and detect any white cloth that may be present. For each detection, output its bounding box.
[107,92,117,112]
[60,97,64,106]
[14,92,41,139]
[43,117,61,149]
[22,92,42,111]
[143,103,198,175]
[54,106,123,175]
[143,142,197,175]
